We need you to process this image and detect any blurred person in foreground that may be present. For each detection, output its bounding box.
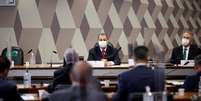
[48,48,79,93]
[112,46,164,101]
[88,33,121,65]
[0,56,24,101]
[44,61,107,101]
[170,32,201,64]
[182,55,201,92]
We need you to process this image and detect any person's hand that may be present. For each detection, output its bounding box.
[106,61,114,66]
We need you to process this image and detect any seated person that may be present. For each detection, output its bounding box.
[112,46,164,101]
[182,55,201,92]
[0,56,24,101]
[44,61,107,101]
[170,32,201,64]
[47,48,79,93]
[88,33,121,65]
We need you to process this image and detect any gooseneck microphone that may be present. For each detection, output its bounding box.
[26,49,33,55]
[50,50,57,68]
[53,50,57,54]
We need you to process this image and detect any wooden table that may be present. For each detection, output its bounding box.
[173,92,197,101]
[17,84,48,93]
[8,64,195,80]
[18,84,196,101]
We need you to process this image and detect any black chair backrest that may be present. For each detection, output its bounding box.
[1,46,24,65]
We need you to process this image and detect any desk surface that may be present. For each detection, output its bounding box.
[8,64,195,81]
[20,92,197,101]
[174,92,197,101]
[17,83,194,101]
[11,63,194,69]
[21,93,40,101]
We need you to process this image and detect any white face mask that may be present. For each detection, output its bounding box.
[181,38,190,46]
[98,41,107,48]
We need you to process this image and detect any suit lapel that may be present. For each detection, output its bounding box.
[95,46,102,60]
[106,45,113,59]
[188,45,193,59]
[179,46,183,60]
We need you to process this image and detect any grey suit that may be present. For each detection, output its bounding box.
[44,85,107,101]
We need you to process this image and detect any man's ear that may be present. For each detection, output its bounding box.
[194,65,201,72]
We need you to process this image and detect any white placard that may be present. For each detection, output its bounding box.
[87,61,105,67]
[180,60,194,67]
[25,61,30,67]
[128,59,135,66]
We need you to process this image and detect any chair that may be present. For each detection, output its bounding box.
[1,46,24,65]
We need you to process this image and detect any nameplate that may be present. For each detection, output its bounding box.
[87,61,105,67]
[180,60,194,67]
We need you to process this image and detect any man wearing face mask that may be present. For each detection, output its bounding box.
[170,32,201,64]
[87,33,121,65]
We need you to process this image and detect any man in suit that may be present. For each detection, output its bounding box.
[44,61,107,101]
[170,32,201,64]
[88,33,121,65]
[182,55,201,92]
[48,48,79,93]
[112,46,164,101]
[0,56,24,101]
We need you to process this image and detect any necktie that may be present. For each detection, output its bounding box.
[101,48,106,59]
[183,48,187,60]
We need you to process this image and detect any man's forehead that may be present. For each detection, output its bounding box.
[183,32,192,37]
[99,35,107,38]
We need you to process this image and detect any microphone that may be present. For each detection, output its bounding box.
[53,50,57,54]
[50,50,57,67]
[26,49,33,55]
[183,61,190,65]
[165,59,185,75]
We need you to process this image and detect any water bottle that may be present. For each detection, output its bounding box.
[7,42,11,61]
[143,86,154,101]
[30,52,36,64]
[162,91,167,101]
[24,70,31,88]
[198,77,201,96]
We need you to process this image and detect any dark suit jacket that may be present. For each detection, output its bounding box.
[88,43,121,65]
[47,64,73,93]
[0,79,24,101]
[44,86,107,101]
[170,45,201,64]
[182,72,201,92]
[112,65,164,101]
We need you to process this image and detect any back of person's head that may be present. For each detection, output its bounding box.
[133,46,149,61]
[194,55,201,73]
[70,61,92,86]
[0,56,11,77]
[64,48,79,66]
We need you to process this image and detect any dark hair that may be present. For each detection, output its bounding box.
[0,56,11,73]
[98,33,108,39]
[133,46,149,61]
[195,55,201,65]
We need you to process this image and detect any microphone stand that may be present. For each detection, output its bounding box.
[50,50,57,68]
